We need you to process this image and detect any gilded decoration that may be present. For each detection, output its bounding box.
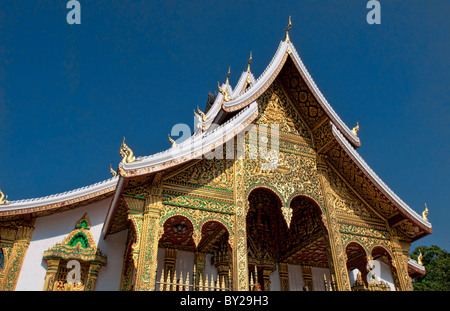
[243,81,324,212]
[163,157,234,192]
[42,214,107,291]
[159,204,235,249]
[0,222,34,291]
[115,41,419,292]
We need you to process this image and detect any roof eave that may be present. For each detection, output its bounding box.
[331,123,432,238]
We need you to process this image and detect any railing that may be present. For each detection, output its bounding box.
[155,266,232,291]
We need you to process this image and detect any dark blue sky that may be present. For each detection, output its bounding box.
[0,1,448,251]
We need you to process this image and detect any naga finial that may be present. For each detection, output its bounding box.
[418,250,423,265]
[197,106,208,122]
[168,134,177,147]
[110,164,117,178]
[247,51,252,73]
[285,16,292,42]
[120,137,136,163]
[194,109,202,122]
[218,81,230,102]
[422,203,429,222]
[0,189,8,205]
[225,66,231,85]
[352,122,359,136]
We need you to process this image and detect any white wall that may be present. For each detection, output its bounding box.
[15,197,128,291]
[311,266,331,291]
[288,264,304,291]
[269,264,280,291]
[377,260,396,291]
[348,260,397,291]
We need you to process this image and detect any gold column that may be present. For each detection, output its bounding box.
[216,263,231,289]
[85,262,103,291]
[278,262,290,291]
[0,225,34,291]
[390,235,413,291]
[194,251,206,287]
[164,248,178,283]
[301,265,313,291]
[134,194,164,291]
[43,258,60,291]
[122,196,145,291]
[233,157,249,290]
[316,156,351,291]
[261,267,273,291]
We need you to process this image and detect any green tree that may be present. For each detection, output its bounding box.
[410,245,450,291]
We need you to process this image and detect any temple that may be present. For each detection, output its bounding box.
[0,19,431,291]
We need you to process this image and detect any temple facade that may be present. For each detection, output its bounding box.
[0,22,431,291]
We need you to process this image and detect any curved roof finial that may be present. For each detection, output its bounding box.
[0,189,8,205]
[110,164,117,177]
[285,16,292,42]
[247,51,252,73]
[422,203,429,222]
[168,134,177,148]
[225,66,231,85]
[351,122,359,137]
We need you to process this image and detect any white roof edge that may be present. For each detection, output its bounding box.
[122,102,259,172]
[222,41,288,109]
[408,259,425,271]
[196,70,256,132]
[216,40,359,147]
[1,177,118,212]
[287,42,360,145]
[331,123,432,229]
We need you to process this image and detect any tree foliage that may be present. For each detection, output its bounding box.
[410,245,449,291]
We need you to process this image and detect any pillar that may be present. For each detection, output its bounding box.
[278,262,290,291]
[301,265,313,291]
[134,194,164,291]
[316,155,352,291]
[233,158,249,290]
[164,248,177,286]
[0,225,34,291]
[85,262,103,291]
[43,259,60,291]
[194,251,206,287]
[390,235,413,291]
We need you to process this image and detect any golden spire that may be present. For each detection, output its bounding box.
[422,203,429,221]
[351,122,359,136]
[218,67,231,102]
[285,16,292,42]
[0,189,8,205]
[168,134,177,147]
[110,164,117,178]
[247,51,252,73]
[225,66,231,85]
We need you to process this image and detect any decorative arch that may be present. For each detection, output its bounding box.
[42,213,107,291]
[370,245,397,290]
[245,184,284,207]
[287,191,326,216]
[198,218,233,247]
[159,215,195,251]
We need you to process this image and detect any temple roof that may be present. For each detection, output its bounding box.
[0,178,117,219]
[0,26,431,247]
